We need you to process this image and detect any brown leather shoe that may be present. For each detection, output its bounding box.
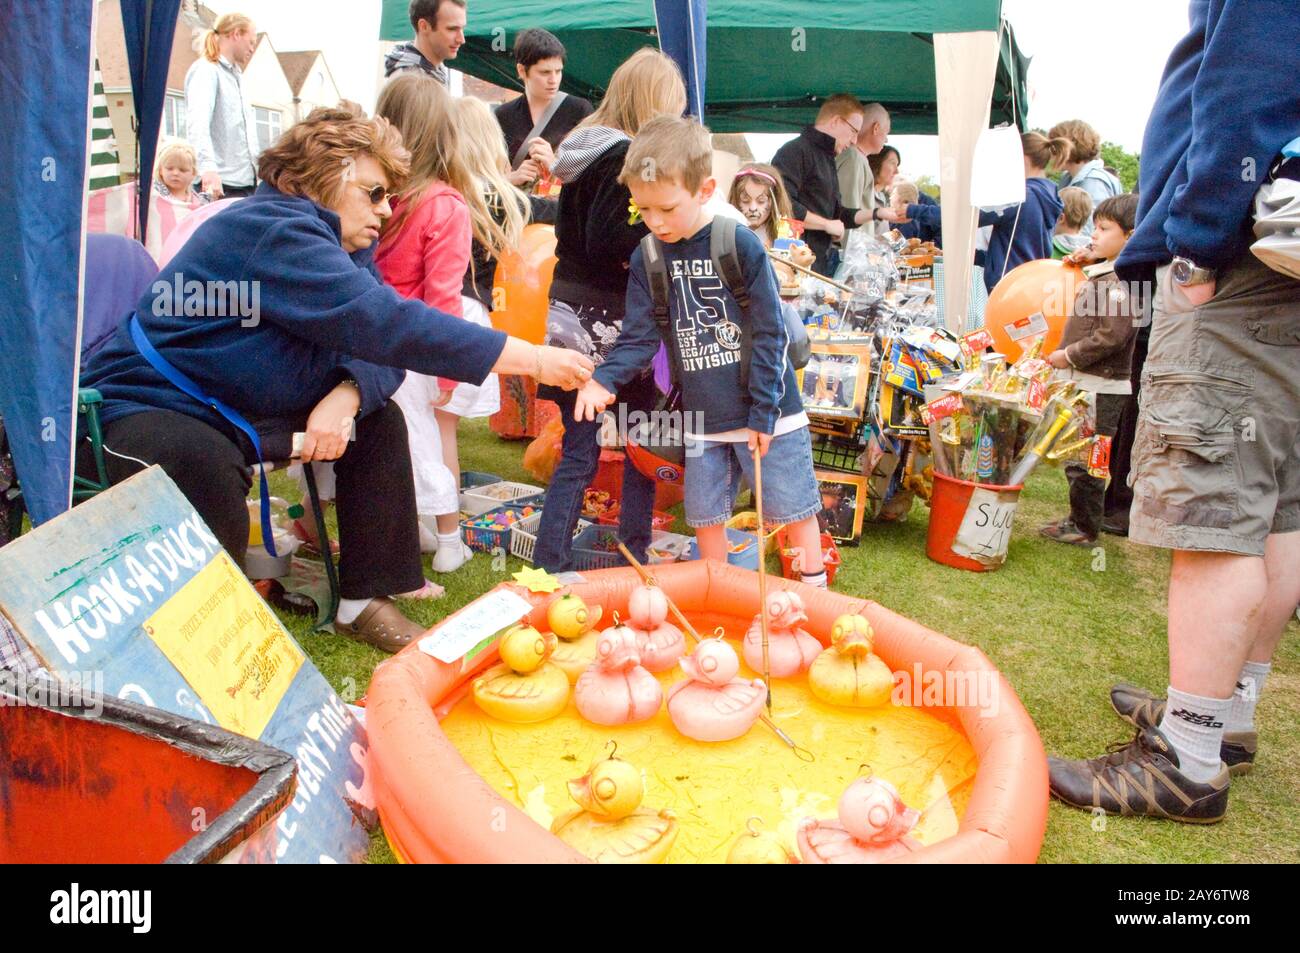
[1048,727,1229,823]
[333,598,426,653]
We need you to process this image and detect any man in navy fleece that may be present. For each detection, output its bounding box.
[1049,0,1300,823]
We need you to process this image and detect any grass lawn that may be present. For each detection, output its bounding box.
[268,418,1300,864]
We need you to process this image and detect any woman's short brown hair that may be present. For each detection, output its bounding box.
[257,107,411,207]
[1049,119,1102,164]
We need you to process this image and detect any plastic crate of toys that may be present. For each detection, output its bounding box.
[461,480,544,517]
[684,527,760,571]
[596,505,675,532]
[646,531,692,564]
[509,511,592,565]
[571,525,690,571]
[460,503,539,554]
[580,488,618,521]
[724,511,780,555]
[775,528,841,586]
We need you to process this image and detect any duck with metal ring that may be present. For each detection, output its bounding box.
[78,107,593,652]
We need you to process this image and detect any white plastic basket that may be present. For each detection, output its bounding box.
[461,480,545,517]
[510,512,592,565]
[646,531,692,564]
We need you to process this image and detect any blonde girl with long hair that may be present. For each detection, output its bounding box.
[372,72,485,579]
[452,95,554,307]
[533,47,688,573]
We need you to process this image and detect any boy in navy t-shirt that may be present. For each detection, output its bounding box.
[574,116,827,586]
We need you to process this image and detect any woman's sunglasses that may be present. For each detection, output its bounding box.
[352,182,395,206]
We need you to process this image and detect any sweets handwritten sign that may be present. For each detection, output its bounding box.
[952,487,1020,566]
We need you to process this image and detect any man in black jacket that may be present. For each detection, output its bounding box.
[772,94,876,275]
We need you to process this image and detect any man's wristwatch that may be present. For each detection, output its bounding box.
[1171,256,1216,286]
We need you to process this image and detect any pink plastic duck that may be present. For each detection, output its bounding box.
[574,622,663,726]
[742,590,822,678]
[667,638,766,742]
[797,776,923,864]
[626,584,686,673]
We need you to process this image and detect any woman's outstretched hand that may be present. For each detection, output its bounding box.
[534,345,596,390]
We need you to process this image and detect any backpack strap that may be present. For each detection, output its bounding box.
[639,232,679,388]
[710,215,750,311]
[709,215,754,392]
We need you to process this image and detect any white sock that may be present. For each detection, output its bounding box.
[1227,661,1270,732]
[431,531,471,572]
[417,516,440,553]
[801,570,828,589]
[1158,687,1231,782]
[335,597,373,625]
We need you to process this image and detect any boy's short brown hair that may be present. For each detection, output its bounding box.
[1058,186,1093,229]
[1094,193,1139,232]
[816,93,864,123]
[619,115,713,193]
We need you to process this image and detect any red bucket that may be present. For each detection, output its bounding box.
[926,472,1023,572]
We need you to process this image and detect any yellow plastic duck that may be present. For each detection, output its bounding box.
[546,592,603,684]
[472,623,570,723]
[726,817,798,864]
[808,614,894,708]
[551,749,678,864]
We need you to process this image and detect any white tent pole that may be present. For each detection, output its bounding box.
[934,30,1001,334]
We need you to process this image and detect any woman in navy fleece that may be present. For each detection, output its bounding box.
[78,108,593,652]
[903,131,1070,291]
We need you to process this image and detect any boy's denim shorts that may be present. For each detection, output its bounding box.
[684,426,822,528]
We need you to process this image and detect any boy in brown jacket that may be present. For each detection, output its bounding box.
[1041,193,1141,545]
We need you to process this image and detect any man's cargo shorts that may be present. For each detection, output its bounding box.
[1129,254,1300,556]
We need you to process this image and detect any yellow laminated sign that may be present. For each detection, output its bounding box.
[143,552,303,738]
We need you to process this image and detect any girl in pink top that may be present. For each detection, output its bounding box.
[375,73,483,577]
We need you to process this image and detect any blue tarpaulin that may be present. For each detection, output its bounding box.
[0,0,179,526]
[121,0,183,243]
[0,0,94,526]
[653,0,707,120]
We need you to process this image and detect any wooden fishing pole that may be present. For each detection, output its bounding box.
[765,249,856,295]
[752,444,773,715]
[615,541,813,762]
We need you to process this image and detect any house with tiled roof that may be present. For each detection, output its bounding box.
[277,50,342,123]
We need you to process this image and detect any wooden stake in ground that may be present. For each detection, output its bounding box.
[753,444,773,715]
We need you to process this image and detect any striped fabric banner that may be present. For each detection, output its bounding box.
[89,57,120,190]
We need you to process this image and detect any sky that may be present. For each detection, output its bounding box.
[205,0,1193,182]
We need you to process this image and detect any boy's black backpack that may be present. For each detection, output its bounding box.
[638,215,810,393]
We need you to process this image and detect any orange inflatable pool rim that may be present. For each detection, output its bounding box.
[366,561,1048,863]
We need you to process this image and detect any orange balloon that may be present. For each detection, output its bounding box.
[489,223,557,344]
[983,258,1084,361]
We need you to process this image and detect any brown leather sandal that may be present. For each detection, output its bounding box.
[332,598,426,653]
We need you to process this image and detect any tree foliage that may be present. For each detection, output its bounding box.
[1100,141,1140,192]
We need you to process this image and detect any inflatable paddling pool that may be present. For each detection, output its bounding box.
[367,561,1048,863]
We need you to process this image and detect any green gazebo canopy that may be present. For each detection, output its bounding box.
[379,0,1028,134]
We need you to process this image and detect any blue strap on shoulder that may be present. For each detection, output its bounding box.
[129,314,279,557]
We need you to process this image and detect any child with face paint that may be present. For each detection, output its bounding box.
[728,163,794,248]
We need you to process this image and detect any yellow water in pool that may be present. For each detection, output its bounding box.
[440,651,977,863]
